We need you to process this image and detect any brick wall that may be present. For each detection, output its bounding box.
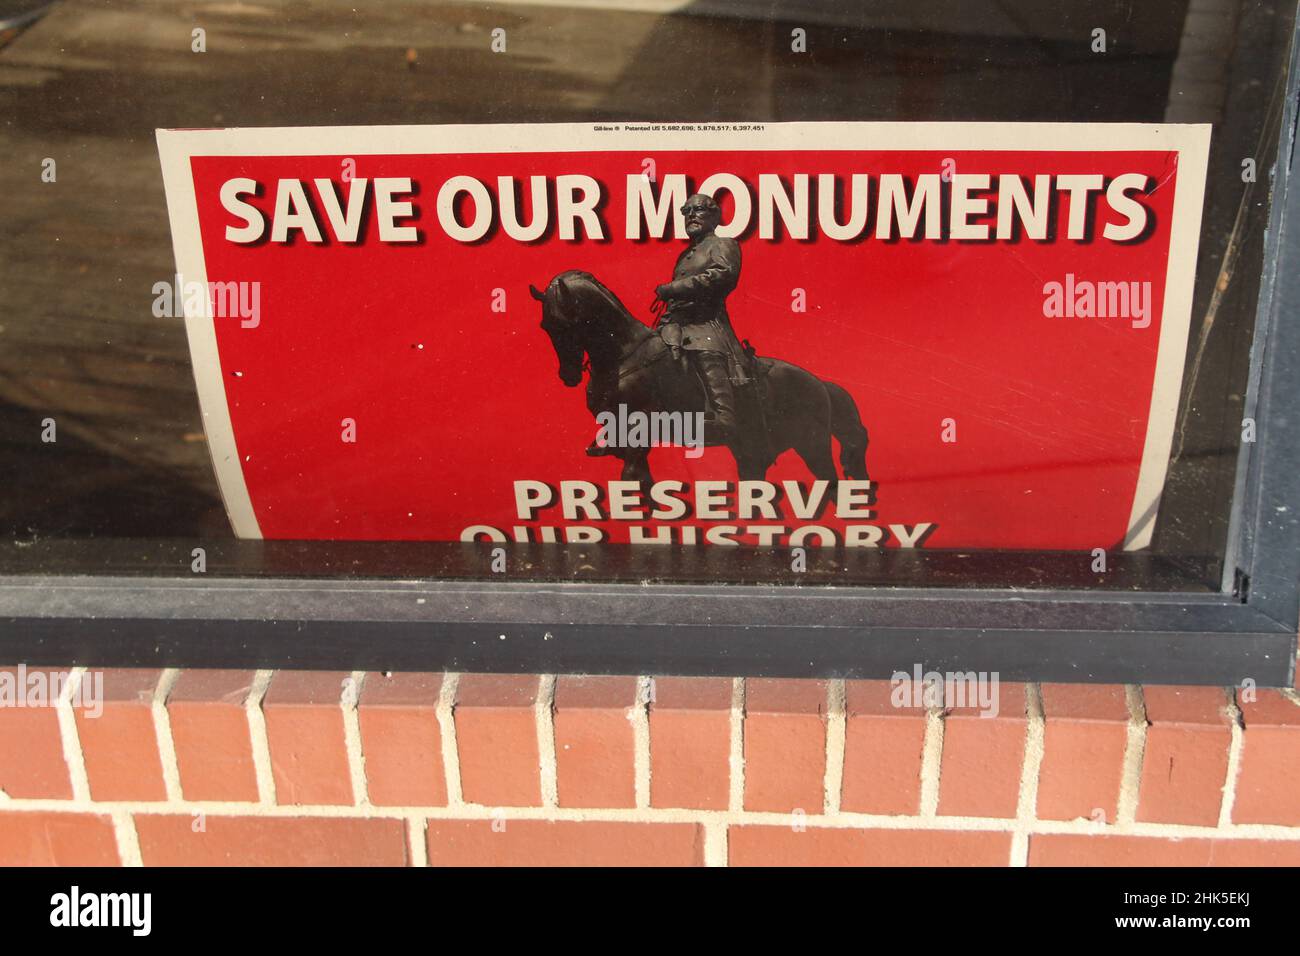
[1,666,1299,866]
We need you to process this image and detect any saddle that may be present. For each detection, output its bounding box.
[734,339,767,388]
[674,330,772,453]
[587,327,772,457]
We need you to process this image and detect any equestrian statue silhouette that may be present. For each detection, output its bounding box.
[528,193,869,489]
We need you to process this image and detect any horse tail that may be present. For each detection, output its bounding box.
[824,381,869,480]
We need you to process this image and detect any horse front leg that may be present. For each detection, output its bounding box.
[620,450,654,492]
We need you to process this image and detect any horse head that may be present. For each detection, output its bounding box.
[530,271,614,388]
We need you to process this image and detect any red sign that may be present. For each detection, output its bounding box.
[157,122,1209,552]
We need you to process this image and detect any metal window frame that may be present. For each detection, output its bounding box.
[3,37,1299,688]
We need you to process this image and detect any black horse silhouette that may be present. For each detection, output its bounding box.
[529,270,869,487]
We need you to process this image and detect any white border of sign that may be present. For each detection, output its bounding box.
[156,121,1211,548]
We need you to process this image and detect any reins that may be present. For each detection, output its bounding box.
[566,278,674,381]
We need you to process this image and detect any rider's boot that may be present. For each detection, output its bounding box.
[696,350,738,443]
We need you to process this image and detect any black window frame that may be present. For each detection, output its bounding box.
[2,17,1298,688]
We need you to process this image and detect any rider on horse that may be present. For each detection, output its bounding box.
[654,193,748,441]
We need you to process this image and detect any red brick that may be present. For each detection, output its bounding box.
[729,826,1012,866]
[1029,833,1300,867]
[0,811,120,866]
[1136,686,1231,825]
[357,672,447,807]
[135,815,407,866]
[937,682,1026,818]
[454,674,540,806]
[263,671,353,806]
[166,669,259,802]
[1238,687,1300,722]
[554,676,637,808]
[75,669,167,802]
[743,679,827,813]
[426,819,703,866]
[840,680,926,815]
[649,676,732,810]
[0,667,71,798]
[1036,683,1128,823]
[1232,690,1300,825]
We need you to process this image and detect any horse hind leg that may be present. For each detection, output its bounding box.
[825,382,869,480]
[837,422,869,481]
[793,436,839,494]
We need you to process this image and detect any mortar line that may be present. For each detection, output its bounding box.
[1219,685,1244,829]
[407,815,429,867]
[437,673,463,806]
[537,675,559,808]
[918,701,945,818]
[728,677,746,812]
[703,820,729,866]
[246,670,277,805]
[1010,683,1045,867]
[111,809,143,867]
[151,668,184,802]
[1116,684,1148,825]
[342,670,369,807]
[824,679,846,815]
[55,667,91,803]
[3,795,1299,841]
[633,676,652,809]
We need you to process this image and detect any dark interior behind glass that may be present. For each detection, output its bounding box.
[0,0,1294,589]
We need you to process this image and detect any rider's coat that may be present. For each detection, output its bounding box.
[656,232,745,356]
